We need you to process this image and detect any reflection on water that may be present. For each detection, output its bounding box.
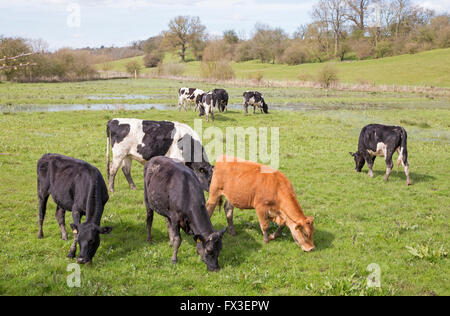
[0,103,172,113]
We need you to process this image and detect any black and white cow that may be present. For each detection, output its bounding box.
[350,124,411,186]
[243,91,268,114]
[178,87,204,112]
[37,153,112,264]
[144,156,227,271]
[198,91,217,122]
[106,119,213,193]
[213,89,229,112]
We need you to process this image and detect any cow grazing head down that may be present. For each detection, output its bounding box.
[70,223,112,264]
[195,228,227,271]
[290,216,315,252]
[177,134,214,192]
[350,152,365,172]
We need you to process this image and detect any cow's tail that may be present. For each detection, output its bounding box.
[397,127,408,170]
[106,122,112,181]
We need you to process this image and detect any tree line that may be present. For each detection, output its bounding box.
[1,0,449,82]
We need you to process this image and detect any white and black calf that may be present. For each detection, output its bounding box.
[198,91,217,122]
[144,156,226,271]
[106,118,213,192]
[350,124,411,186]
[213,89,229,112]
[178,87,204,112]
[37,154,112,264]
[243,91,268,114]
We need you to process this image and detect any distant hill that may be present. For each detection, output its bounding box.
[98,48,450,87]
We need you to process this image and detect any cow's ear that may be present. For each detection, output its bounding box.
[99,226,113,234]
[349,152,355,157]
[219,227,227,238]
[305,216,314,225]
[194,235,205,244]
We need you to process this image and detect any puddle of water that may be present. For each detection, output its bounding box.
[228,103,319,111]
[0,103,172,113]
[86,94,154,100]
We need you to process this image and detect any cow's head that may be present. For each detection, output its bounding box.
[70,223,112,264]
[178,134,213,191]
[262,99,269,114]
[195,228,227,272]
[350,152,365,172]
[289,216,315,252]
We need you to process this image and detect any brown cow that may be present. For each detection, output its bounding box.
[206,156,315,252]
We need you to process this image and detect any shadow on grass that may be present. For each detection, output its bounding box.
[100,220,166,262]
[372,170,436,183]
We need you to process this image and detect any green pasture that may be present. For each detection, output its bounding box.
[100,48,450,87]
[0,78,448,296]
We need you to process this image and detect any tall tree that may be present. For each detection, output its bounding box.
[345,0,371,31]
[313,0,348,57]
[162,16,206,62]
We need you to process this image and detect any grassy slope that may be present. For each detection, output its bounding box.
[101,48,450,87]
[0,79,449,296]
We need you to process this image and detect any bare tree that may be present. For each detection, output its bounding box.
[345,0,371,31]
[313,0,348,57]
[162,16,206,62]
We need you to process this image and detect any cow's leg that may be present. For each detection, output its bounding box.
[255,207,270,243]
[164,218,175,246]
[55,206,68,240]
[253,105,256,114]
[367,156,376,178]
[68,211,81,259]
[244,102,249,114]
[169,222,182,264]
[146,209,154,243]
[108,153,126,193]
[178,97,183,111]
[397,148,411,185]
[224,201,236,236]
[121,157,136,190]
[206,189,222,217]
[37,194,49,239]
[384,150,395,182]
[269,225,285,241]
[211,107,215,122]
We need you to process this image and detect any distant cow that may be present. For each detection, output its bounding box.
[37,154,112,264]
[106,118,213,193]
[144,156,226,271]
[198,91,217,122]
[243,91,268,114]
[178,87,204,112]
[350,124,411,185]
[206,156,315,252]
[213,89,229,112]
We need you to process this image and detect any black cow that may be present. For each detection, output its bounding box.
[144,156,226,271]
[106,118,213,193]
[243,91,268,114]
[213,89,229,112]
[350,124,411,185]
[37,154,112,264]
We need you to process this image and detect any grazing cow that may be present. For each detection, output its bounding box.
[206,156,315,252]
[178,87,204,112]
[144,156,226,271]
[106,118,213,193]
[350,124,411,185]
[213,89,229,112]
[37,153,112,264]
[243,91,268,114]
[198,91,217,122]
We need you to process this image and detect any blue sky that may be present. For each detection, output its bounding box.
[1,0,449,50]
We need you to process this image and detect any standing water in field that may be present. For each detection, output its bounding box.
[0,103,172,113]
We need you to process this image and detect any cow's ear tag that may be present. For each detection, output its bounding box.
[196,238,201,243]
[73,230,78,234]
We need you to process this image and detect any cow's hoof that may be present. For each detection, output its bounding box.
[229,229,237,237]
[146,237,152,243]
[171,259,177,265]
[61,235,68,241]
[67,253,76,259]
[130,185,137,190]
[407,182,412,186]
[37,233,44,239]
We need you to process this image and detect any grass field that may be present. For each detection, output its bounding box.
[101,48,450,87]
[0,78,449,296]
